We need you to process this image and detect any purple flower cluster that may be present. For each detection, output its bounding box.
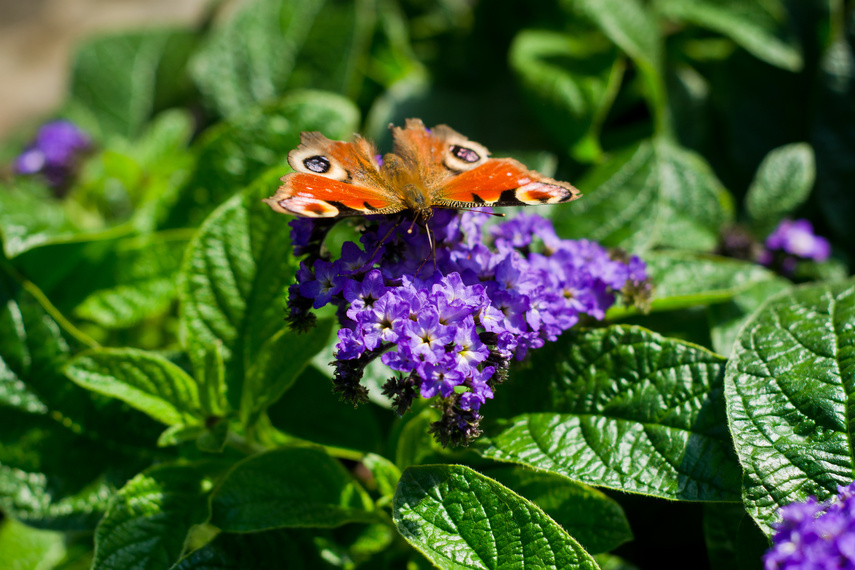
[288,210,649,446]
[765,482,855,569]
[760,219,831,274]
[14,120,91,189]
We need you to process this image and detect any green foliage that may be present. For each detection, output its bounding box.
[1,0,852,568]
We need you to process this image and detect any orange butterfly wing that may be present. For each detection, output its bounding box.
[433,158,581,208]
[263,132,405,218]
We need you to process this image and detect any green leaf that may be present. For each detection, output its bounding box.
[0,517,67,570]
[509,29,623,162]
[703,503,752,570]
[609,250,778,318]
[481,325,740,502]
[12,229,190,328]
[92,463,211,570]
[242,319,333,427]
[362,453,402,501]
[69,29,196,139]
[553,140,733,252]
[160,90,359,229]
[172,529,327,569]
[725,279,855,533]
[487,467,632,555]
[654,0,803,71]
[745,143,816,234]
[0,180,75,258]
[209,447,375,531]
[65,348,202,425]
[566,0,666,131]
[394,465,599,570]
[191,0,376,118]
[178,180,295,412]
[708,277,791,358]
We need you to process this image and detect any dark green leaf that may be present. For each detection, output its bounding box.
[745,143,815,234]
[160,90,359,229]
[362,453,401,501]
[654,0,802,71]
[481,325,740,501]
[173,529,328,569]
[266,365,384,454]
[725,279,855,533]
[92,463,211,570]
[509,29,623,162]
[566,0,666,130]
[209,447,375,531]
[394,464,599,570]
[487,467,632,554]
[65,348,203,425]
[241,319,333,427]
[703,503,754,570]
[708,277,791,358]
[191,0,376,118]
[178,179,295,411]
[554,140,733,252]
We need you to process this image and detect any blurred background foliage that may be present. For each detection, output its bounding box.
[1,0,853,568]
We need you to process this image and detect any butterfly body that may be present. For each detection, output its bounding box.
[263,119,581,222]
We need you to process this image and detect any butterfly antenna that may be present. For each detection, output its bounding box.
[415,224,436,276]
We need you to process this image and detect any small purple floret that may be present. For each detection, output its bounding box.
[763,219,831,264]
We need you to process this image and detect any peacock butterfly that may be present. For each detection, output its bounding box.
[263,119,581,225]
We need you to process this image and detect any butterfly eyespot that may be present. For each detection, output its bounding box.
[450,145,481,163]
[303,155,331,173]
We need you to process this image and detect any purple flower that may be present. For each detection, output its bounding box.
[762,219,831,265]
[286,210,650,446]
[14,120,91,188]
[765,482,855,569]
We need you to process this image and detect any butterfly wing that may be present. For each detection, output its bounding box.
[264,132,405,218]
[433,158,581,208]
[391,119,580,209]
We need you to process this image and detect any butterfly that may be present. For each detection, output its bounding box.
[263,118,581,226]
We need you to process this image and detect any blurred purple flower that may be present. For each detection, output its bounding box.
[14,121,91,188]
[760,219,831,273]
[287,211,650,446]
[765,482,855,569]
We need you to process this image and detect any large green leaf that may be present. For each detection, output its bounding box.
[191,0,376,118]
[509,29,623,162]
[12,229,190,328]
[487,467,632,555]
[725,279,855,533]
[553,139,733,252]
[178,177,297,412]
[241,319,333,427]
[209,447,375,531]
[0,180,75,259]
[65,348,203,426]
[159,90,359,229]
[654,0,802,71]
[481,325,740,502]
[745,143,815,235]
[69,29,197,139]
[92,463,211,570]
[394,465,599,570]
[605,250,779,319]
